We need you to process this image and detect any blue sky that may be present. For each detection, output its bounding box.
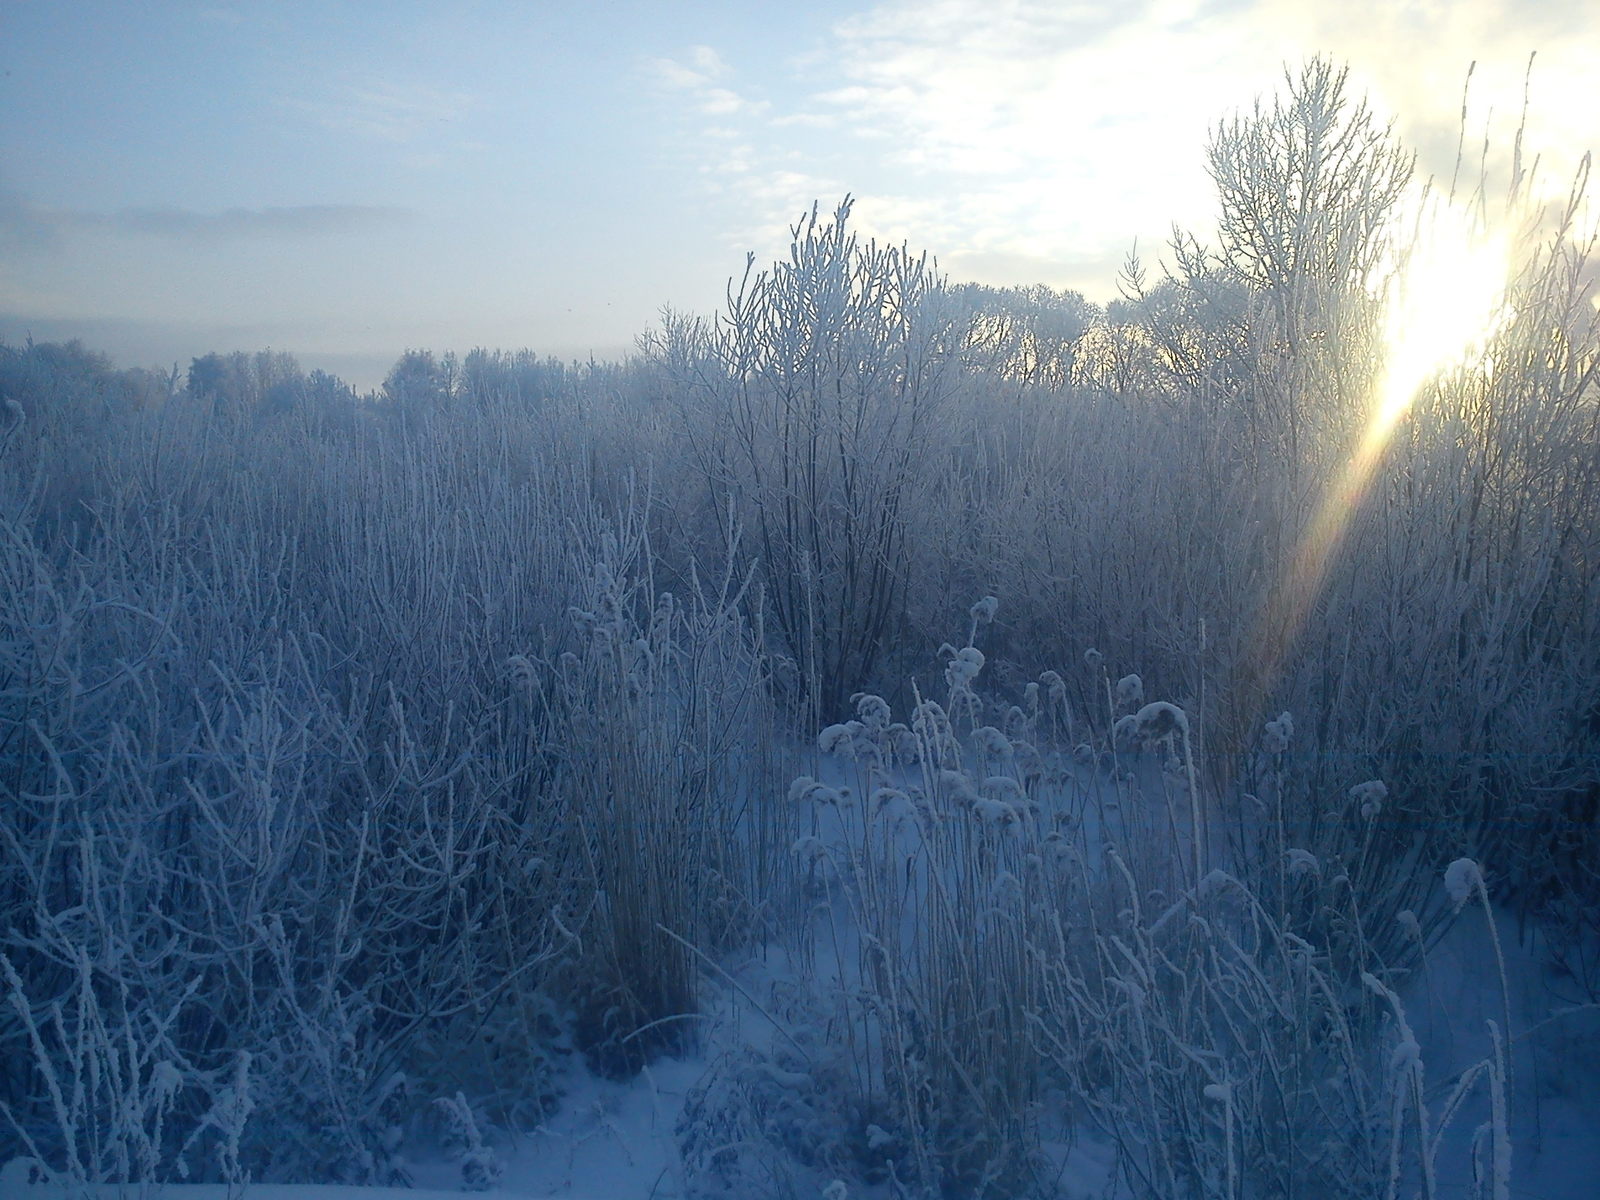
[2,0,1595,390]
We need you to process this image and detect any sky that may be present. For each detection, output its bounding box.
[1,0,1596,392]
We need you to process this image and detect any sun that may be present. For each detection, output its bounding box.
[1232,186,1515,771]
[1370,191,1512,442]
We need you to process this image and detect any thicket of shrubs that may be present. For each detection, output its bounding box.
[2,59,1596,1197]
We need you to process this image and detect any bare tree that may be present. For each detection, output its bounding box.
[663,198,959,720]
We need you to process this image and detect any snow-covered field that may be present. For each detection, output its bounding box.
[5,58,1599,1200]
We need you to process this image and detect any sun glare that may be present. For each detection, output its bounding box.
[1238,190,1516,763]
[1371,193,1511,441]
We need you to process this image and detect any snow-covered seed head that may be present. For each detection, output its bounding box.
[1013,739,1043,780]
[792,836,830,865]
[981,775,1027,803]
[1024,681,1040,711]
[1285,847,1320,879]
[1042,671,1068,704]
[1112,714,1140,750]
[1073,742,1094,766]
[818,722,860,756]
[1084,648,1104,669]
[990,870,1023,910]
[971,796,1019,829]
[887,723,921,763]
[1389,1036,1422,1074]
[854,692,892,730]
[1349,779,1387,820]
[972,725,1013,757]
[1114,673,1143,708]
[912,699,949,733]
[791,778,844,807]
[937,769,978,804]
[2,397,22,428]
[869,787,911,820]
[1133,700,1188,742]
[970,595,999,624]
[1444,857,1484,908]
[505,655,536,690]
[1004,705,1028,737]
[945,645,986,690]
[1261,712,1293,754]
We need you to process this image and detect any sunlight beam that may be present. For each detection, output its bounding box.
[1230,189,1512,773]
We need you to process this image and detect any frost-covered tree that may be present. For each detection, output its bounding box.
[657,197,959,719]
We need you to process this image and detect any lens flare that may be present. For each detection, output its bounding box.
[1371,195,1512,444]
[1227,190,1512,774]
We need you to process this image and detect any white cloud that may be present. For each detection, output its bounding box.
[653,1,1600,301]
[650,49,770,118]
[687,44,730,78]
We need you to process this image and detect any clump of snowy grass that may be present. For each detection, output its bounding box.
[787,609,1061,1196]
